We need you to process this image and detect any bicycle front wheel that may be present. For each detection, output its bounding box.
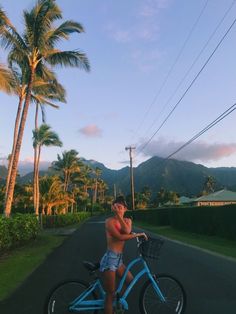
[139,274,186,314]
[45,280,98,314]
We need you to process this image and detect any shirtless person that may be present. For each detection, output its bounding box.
[99,195,147,314]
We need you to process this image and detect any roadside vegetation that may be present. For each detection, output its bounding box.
[0,231,64,301]
[135,222,236,259]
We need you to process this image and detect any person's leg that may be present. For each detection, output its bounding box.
[103,270,116,314]
[116,264,133,296]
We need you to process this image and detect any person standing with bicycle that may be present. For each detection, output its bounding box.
[100,195,147,314]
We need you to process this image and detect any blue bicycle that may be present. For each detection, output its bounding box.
[45,237,186,313]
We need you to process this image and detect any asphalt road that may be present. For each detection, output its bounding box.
[0,215,236,314]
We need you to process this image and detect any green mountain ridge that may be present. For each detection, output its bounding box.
[1,157,236,196]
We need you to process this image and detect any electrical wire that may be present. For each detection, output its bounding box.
[164,103,236,161]
[141,0,236,140]
[137,14,236,155]
[130,0,209,141]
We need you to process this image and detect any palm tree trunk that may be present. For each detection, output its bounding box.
[35,145,41,216]
[4,70,35,217]
[33,103,39,213]
[93,179,98,204]
[5,96,24,202]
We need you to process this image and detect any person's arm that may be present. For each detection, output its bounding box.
[117,216,132,234]
[112,204,132,234]
[106,219,147,241]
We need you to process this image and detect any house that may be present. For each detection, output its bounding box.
[193,189,236,206]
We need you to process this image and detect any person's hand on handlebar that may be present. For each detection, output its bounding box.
[137,232,148,241]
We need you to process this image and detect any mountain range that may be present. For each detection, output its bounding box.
[2,156,236,197]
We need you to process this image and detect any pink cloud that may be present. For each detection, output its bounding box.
[79,124,102,137]
[138,137,236,162]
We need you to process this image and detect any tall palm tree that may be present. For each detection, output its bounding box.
[51,149,82,193]
[1,0,90,216]
[32,78,66,212]
[93,167,102,204]
[4,67,66,206]
[32,124,62,216]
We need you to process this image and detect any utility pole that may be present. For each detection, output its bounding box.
[125,146,135,210]
[113,183,117,199]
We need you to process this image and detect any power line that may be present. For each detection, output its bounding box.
[146,103,236,168]
[137,13,236,155]
[141,0,236,141]
[130,0,210,141]
[164,103,236,161]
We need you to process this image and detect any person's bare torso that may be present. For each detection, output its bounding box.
[105,217,125,253]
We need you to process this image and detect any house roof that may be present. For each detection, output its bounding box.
[194,189,236,202]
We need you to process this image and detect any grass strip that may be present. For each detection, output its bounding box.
[0,233,65,301]
[135,223,236,259]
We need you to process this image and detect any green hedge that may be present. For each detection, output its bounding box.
[0,214,40,252]
[169,205,236,240]
[42,212,91,228]
[127,208,170,226]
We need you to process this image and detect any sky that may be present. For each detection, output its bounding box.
[1,0,236,173]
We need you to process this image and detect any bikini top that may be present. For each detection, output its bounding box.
[106,221,121,237]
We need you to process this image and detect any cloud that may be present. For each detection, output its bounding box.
[105,1,171,44]
[79,124,102,137]
[139,0,171,17]
[138,137,236,162]
[0,156,51,175]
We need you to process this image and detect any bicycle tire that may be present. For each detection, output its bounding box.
[45,280,98,314]
[139,274,186,314]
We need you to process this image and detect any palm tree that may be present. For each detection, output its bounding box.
[32,124,62,216]
[32,78,66,212]
[39,175,67,215]
[4,67,66,207]
[93,167,102,204]
[1,0,90,216]
[51,149,82,193]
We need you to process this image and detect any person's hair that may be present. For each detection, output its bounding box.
[112,195,127,208]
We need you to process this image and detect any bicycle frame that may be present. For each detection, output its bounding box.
[69,256,166,312]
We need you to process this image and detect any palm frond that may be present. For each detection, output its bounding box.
[25,0,62,49]
[40,103,46,123]
[31,94,60,108]
[0,63,14,94]
[46,20,85,46]
[46,50,90,71]
[32,123,62,147]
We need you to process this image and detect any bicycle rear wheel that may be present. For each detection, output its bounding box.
[139,274,186,314]
[45,280,98,314]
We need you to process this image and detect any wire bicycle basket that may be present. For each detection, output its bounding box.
[139,237,164,260]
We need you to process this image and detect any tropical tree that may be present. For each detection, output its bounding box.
[4,67,66,206]
[51,149,82,192]
[32,78,65,213]
[32,124,62,216]
[93,167,102,204]
[202,175,216,195]
[1,0,90,216]
[97,179,108,204]
[39,175,72,215]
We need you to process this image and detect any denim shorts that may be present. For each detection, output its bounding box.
[99,250,123,272]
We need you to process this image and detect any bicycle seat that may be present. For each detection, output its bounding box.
[83,261,100,272]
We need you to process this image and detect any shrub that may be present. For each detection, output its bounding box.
[127,208,170,226]
[169,205,236,240]
[42,212,90,229]
[0,214,40,252]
